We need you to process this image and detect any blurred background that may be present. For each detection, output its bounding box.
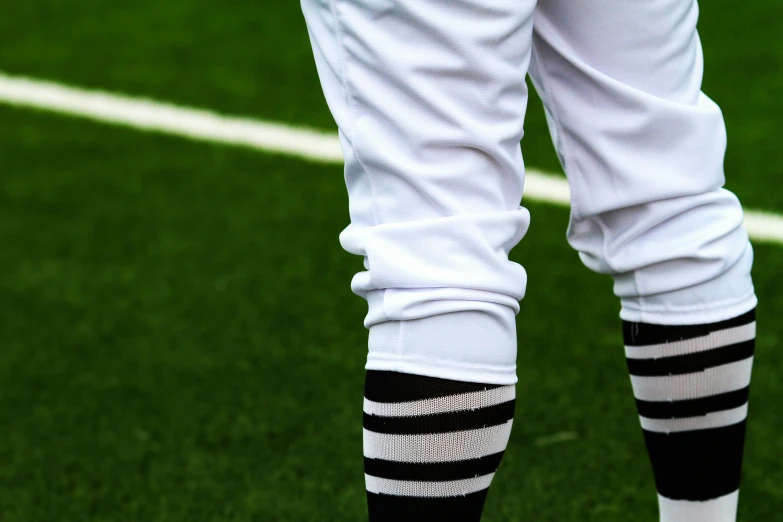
[1,1,781,520]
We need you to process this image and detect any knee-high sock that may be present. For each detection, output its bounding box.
[623,309,756,522]
[362,370,515,522]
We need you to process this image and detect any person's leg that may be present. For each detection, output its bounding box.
[529,1,756,520]
[300,0,537,518]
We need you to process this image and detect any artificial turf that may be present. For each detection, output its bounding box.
[0,1,781,520]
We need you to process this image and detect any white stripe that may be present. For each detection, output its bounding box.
[630,357,753,402]
[363,421,513,463]
[625,322,756,360]
[363,385,515,418]
[658,491,739,522]
[365,473,495,497]
[744,211,783,245]
[0,72,343,163]
[639,403,748,433]
[1,72,782,246]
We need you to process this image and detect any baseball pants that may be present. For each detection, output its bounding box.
[301,0,757,385]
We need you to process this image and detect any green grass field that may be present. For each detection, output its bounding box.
[1,1,781,521]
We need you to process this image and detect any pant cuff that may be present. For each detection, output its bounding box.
[620,290,757,325]
[619,241,757,325]
[367,308,518,385]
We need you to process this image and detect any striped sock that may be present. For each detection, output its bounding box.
[362,370,515,522]
[623,309,756,522]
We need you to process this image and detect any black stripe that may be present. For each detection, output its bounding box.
[636,386,750,419]
[365,370,505,403]
[363,400,515,435]
[626,340,754,376]
[364,452,505,482]
[642,420,746,501]
[623,309,755,346]
[367,489,489,522]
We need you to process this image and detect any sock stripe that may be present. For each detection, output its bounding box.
[363,421,514,463]
[364,452,505,482]
[657,491,740,520]
[363,400,515,435]
[642,420,746,501]
[365,473,496,498]
[639,403,748,433]
[363,371,512,521]
[624,322,755,360]
[626,340,754,376]
[623,310,755,511]
[623,309,755,346]
[363,385,516,418]
[364,370,504,403]
[366,489,489,521]
[630,357,753,402]
[635,386,750,419]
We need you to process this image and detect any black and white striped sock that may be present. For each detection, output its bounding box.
[362,370,515,522]
[623,309,756,522]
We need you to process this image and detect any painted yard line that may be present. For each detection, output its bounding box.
[1,71,782,245]
[0,72,344,164]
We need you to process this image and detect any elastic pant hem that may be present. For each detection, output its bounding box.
[620,290,757,325]
[366,353,518,385]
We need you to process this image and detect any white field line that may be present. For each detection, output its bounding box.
[1,71,782,245]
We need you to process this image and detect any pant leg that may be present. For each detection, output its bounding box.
[529,0,756,324]
[301,0,538,384]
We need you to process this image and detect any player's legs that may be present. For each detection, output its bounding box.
[300,0,537,518]
[529,1,756,520]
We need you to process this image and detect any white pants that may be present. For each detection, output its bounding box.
[302,0,757,384]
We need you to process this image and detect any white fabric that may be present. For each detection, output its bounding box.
[629,358,753,402]
[639,404,748,434]
[658,491,739,522]
[301,0,757,383]
[365,473,496,498]
[364,385,516,418]
[367,309,518,384]
[617,245,756,325]
[625,322,756,360]
[363,420,514,463]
